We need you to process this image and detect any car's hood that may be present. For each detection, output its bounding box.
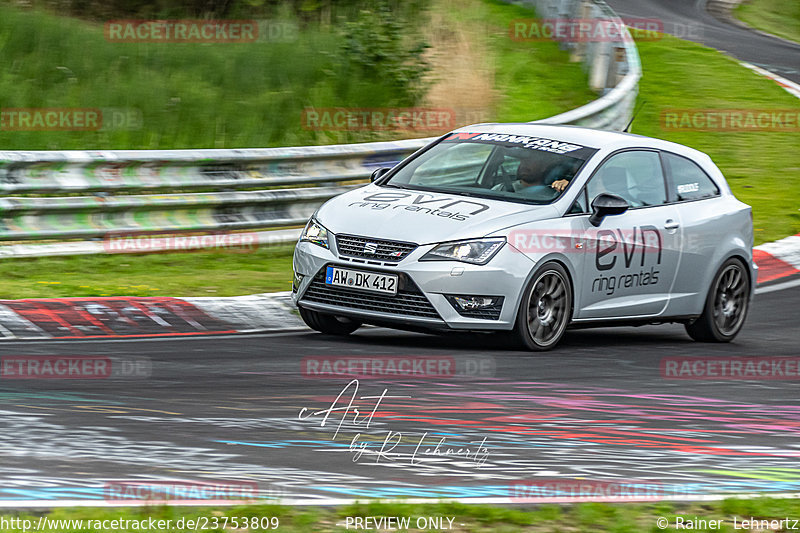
[316,184,559,244]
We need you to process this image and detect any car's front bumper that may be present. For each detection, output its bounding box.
[292,240,536,331]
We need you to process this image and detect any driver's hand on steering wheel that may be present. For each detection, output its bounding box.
[551,179,569,192]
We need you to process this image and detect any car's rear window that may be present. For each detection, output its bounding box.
[662,152,720,202]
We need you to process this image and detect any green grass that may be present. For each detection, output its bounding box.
[0,5,421,150]
[735,0,800,43]
[440,0,598,121]
[632,35,800,245]
[0,245,294,299]
[2,498,800,532]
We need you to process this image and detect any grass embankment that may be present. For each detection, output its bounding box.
[0,245,295,299]
[633,35,800,245]
[735,0,800,43]
[0,4,415,149]
[421,0,597,122]
[2,497,800,532]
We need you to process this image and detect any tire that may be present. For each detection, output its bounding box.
[685,257,750,342]
[298,306,362,336]
[511,262,573,351]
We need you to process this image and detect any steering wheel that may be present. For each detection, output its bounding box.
[498,163,515,192]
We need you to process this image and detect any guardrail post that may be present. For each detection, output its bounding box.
[608,43,627,89]
[589,38,611,92]
[570,0,593,63]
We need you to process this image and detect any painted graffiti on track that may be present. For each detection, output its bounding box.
[0,297,235,338]
[3,373,798,502]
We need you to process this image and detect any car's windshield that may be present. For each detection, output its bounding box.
[384,131,598,204]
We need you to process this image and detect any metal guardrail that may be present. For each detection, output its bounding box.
[0,186,353,240]
[0,0,640,254]
[0,139,429,194]
[0,140,427,242]
[526,0,641,131]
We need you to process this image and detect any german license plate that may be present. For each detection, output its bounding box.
[325,266,398,295]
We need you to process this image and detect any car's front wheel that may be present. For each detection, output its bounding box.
[298,307,362,336]
[511,262,573,351]
[685,257,750,342]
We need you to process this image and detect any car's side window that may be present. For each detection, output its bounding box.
[585,150,667,208]
[662,152,720,202]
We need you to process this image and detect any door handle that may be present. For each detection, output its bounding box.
[664,219,680,231]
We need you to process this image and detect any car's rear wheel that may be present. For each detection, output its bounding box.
[685,257,750,342]
[298,307,362,336]
[511,262,572,351]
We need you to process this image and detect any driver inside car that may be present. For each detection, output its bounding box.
[506,157,543,192]
[493,157,572,194]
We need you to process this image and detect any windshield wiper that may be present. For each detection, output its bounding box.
[442,189,482,198]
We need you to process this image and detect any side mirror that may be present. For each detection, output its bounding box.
[588,193,629,227]
[370,167,392,183]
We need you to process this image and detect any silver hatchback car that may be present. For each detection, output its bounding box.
[292,124,756,350]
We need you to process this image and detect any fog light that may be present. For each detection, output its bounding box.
[454,296,495,310]
[445,295,504,319]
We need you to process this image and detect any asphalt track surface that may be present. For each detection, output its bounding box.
[605,0,800,82]
[1,278,799,504]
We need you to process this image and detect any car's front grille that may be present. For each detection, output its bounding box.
[336,234,417,262]
[301,268,440,319]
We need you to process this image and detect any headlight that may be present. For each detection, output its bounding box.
[420,238,505,265]
[299,218,330,249]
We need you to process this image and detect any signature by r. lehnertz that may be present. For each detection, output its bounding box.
[298,379,489,467]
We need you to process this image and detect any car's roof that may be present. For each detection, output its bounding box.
[451,123,710,161]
